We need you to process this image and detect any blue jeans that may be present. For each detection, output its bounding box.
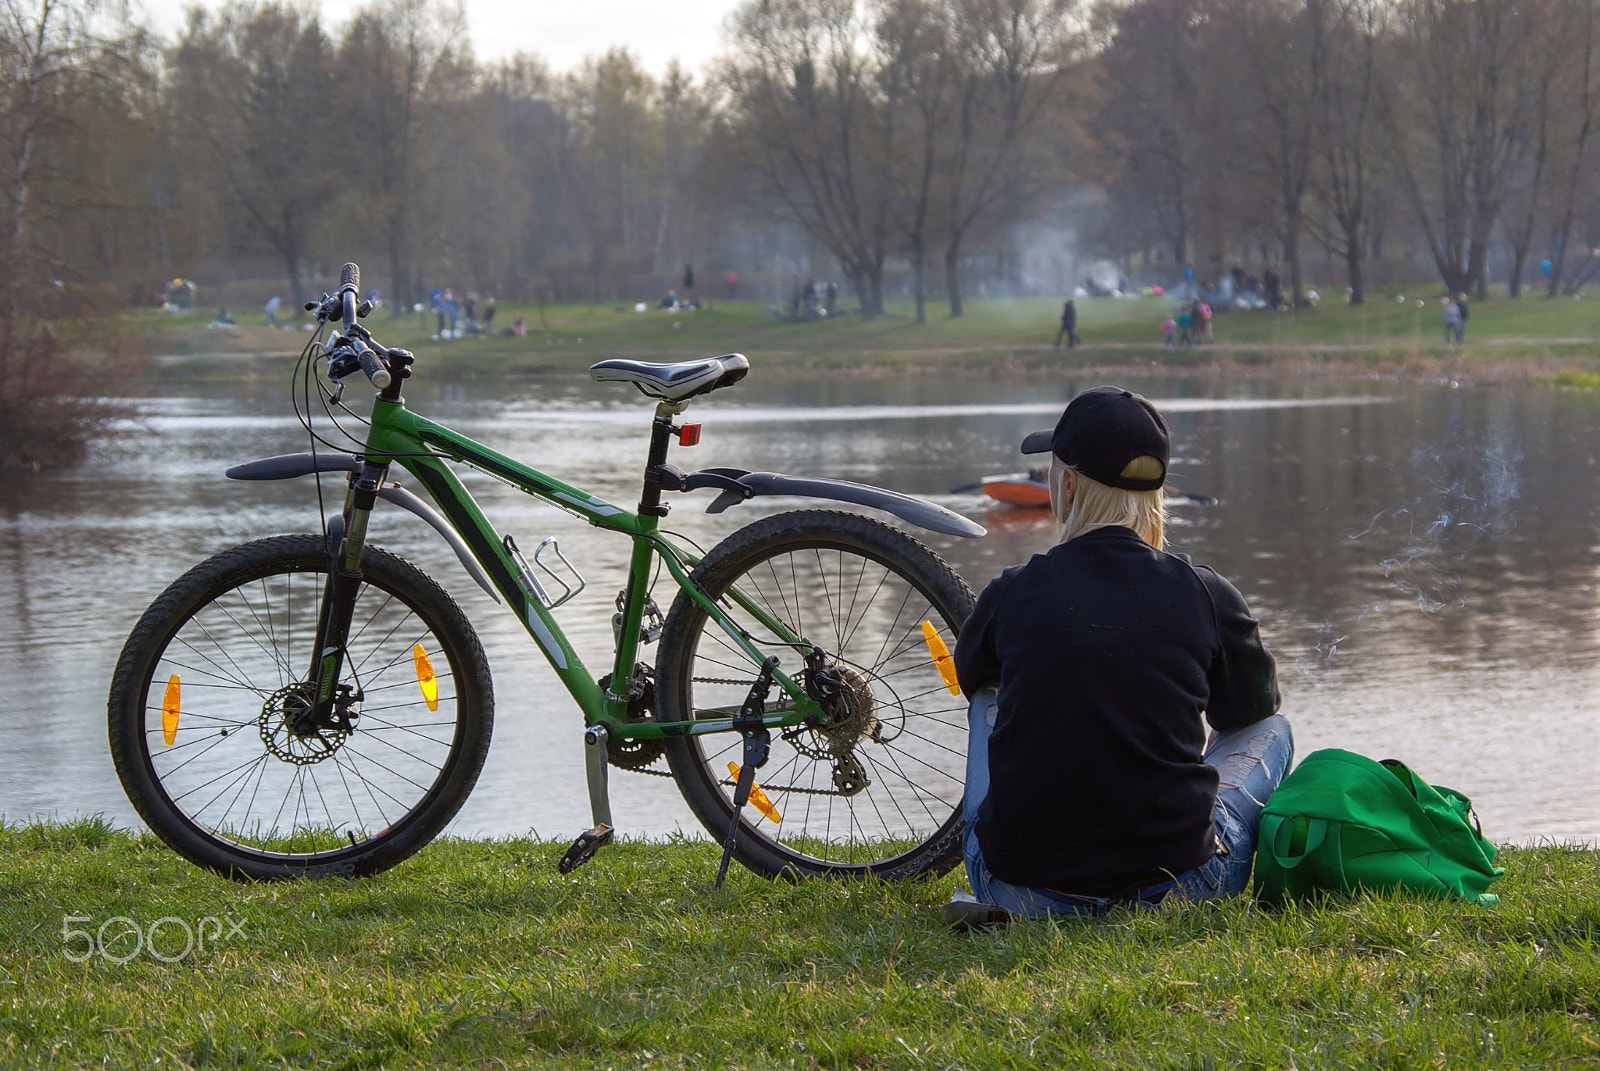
[962,689,1294,917]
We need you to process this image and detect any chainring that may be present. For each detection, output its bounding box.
[601,668,666,771]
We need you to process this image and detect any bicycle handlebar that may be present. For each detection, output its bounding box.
[349,335,391,389]
[323,261,392,390]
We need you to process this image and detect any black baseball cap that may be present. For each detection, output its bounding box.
[1020,386,1170,491]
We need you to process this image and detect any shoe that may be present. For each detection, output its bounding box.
[941,889,1011,930]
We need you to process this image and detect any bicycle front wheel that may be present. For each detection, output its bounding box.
[108,535,493,880]
[658,510,976,880]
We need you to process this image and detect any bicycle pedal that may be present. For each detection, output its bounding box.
[557,824,614,873]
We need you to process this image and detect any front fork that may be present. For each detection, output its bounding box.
[295,458,390,733]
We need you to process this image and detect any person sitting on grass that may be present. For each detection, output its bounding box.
[944,387,1292,925]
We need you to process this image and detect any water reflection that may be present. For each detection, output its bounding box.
[2,373,1596,846]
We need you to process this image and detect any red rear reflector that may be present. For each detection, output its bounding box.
[678,423,702,446]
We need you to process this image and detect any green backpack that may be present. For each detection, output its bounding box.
[1253,749,1505,906]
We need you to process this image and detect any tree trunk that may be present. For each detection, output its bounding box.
[910,240,926,324]
[1346,243,1364,306]
[1285,211,1305,308]
[944,242,963,318]
[865,262,885,319]
[387,217,408,318]
[282,242,305,312]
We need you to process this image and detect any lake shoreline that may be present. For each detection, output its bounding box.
[139,344,1598,389]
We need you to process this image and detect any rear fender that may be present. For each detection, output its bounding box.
[686,468,985,539]
[226,452,500,602]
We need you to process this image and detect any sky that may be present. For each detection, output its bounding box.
[138,0,744,74]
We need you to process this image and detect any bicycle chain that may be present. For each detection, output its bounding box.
[613,760,847,797]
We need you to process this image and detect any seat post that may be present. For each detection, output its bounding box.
[638,400,688,518]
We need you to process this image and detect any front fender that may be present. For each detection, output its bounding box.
[226,452,499,602]
[699,470,985,539]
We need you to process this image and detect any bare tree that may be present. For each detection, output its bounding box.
[171,4,336,311]
[1228,0,1329,308]
[337,0,465,313]
[1307,0,1382,304]
[1095,0,1206,269]
[0,0,144,466]
[1543,0,1599,296]
[940,0,1075,315]
[878,0,956,322]
[1382,0,1543,296]
[722,0,898,317]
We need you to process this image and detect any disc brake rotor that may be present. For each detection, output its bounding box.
[259,683,351,765]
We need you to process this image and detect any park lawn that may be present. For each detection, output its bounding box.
[2,819,1598,1069]
[84,287,1600,382]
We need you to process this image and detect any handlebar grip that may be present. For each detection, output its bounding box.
[350,338,391,389]
[340,262,360,295]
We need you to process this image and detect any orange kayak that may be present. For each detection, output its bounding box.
[981,471,1050,508]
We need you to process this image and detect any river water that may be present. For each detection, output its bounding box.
[3,371,1597,846]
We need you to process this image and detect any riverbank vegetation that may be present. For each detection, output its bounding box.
[3,819,1597,1068]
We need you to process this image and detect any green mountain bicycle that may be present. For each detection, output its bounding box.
[108,263,984,883]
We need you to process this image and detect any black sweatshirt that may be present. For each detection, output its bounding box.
[954,526,1280,895]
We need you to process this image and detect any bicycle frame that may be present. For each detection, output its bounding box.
[356,391,828,741]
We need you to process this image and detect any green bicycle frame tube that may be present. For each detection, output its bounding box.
[357,395,825,739]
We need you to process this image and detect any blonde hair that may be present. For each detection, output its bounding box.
[1054,456,1166,549]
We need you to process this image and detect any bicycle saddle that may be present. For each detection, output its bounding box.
[588,353,749,401]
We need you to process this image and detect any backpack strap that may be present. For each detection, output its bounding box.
[1262,814,1328,870]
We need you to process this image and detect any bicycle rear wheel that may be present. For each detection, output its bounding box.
[108,534,493,880]
[658,510,976,880]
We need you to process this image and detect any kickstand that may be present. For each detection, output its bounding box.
[714,656,778,889]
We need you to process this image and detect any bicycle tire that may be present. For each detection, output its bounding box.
[658,510,976,880]
[108,534,493,880]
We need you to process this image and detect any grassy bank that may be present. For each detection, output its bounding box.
[115,289,1600,385]
[3,820,1598,1069]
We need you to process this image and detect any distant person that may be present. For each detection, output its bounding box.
[1443,298,1461,344]
[498,315,526,337]
[210,307,235,327]
[1197,300,1213,342]
[1177,306,1193,345]
[659,288,679,310]
[1455,292,1470,343]
[1055,300,1079,348]
[443,288,459,336]
[264,295,281,327]
[1264,265,1284,309]
[683,263,696,292]
[825,281,839,317]
[483,295,496,334]
[1163,318,1177,347]
[725,270,739,299]
[431,287,445,336]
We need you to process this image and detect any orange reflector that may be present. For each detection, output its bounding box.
[921,621,960,696]
[412,644,439,712]
[678,423,701,446]
[162,675,180,745]
[728,762,782,823]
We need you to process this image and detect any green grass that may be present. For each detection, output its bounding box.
[4,818,1598,1068]
[109,285,1600,384]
